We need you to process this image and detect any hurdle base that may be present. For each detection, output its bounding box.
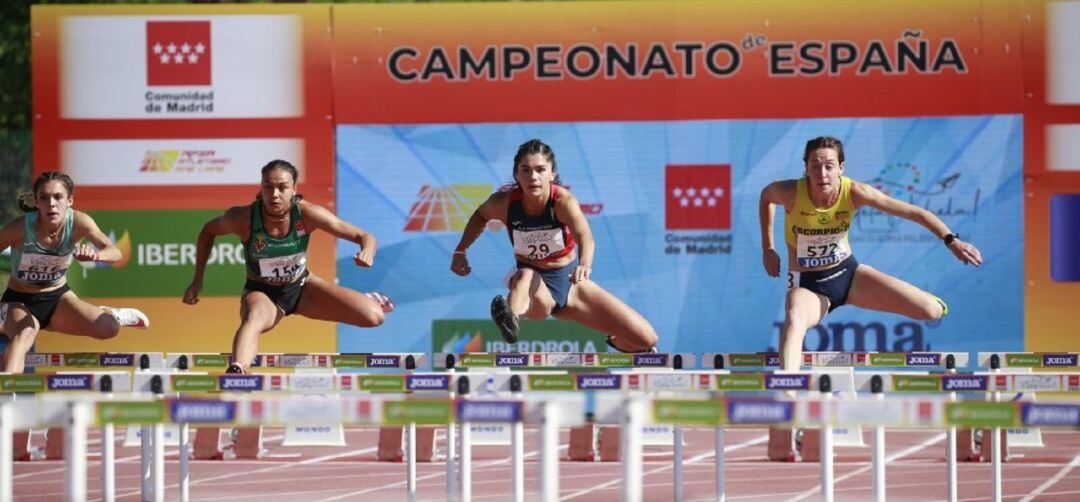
[376,426,437,462]
[799,428,822,462]
[767,427,798,462]
[956,428,1008,462]
[568,425,598,461]
[45,427,64,459]
[12,430,32,461]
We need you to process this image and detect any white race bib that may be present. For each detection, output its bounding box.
[16,253,72,283]
[795,233,850,269]
[512,228,566,261]
[258,252,307,284]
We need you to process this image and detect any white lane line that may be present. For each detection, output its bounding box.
[1019,451,1080,502]
[782,432,946,502]
[308,447,557,502]
[559,433,770,501]
[105,446,378,501]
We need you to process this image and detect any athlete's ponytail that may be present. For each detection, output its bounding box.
[17,191,36,213]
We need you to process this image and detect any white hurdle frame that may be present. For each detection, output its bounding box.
[947,364,958,502]
[407,421,417,502]
[1,402,13,502]
[991,365,1003,502]
[9,365,1080,502]
[102,420,116,502]
[460,415,472,502]
[674,424,684,502]
[622,398,644,502]
[539,400,560,502]
[820,390,834,502]
[447,370,457,502]
[714,424,725,502]
[511,379,525,502]
[64,401,91,502]
[140,424,152,502]
[871,392,886,502]
[179,423,190,502]
[153,422,165,502]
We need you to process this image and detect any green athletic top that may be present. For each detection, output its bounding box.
[9,208,76,286]
[244,200,310,285]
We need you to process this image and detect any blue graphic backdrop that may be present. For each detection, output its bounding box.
[335,117,1023,355]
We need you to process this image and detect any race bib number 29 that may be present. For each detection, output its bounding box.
[512,228,566,261]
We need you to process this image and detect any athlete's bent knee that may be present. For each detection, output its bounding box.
[92,315,121,339]
[510,268,535,287]
[356,306,385,327]
[917,297,946,321]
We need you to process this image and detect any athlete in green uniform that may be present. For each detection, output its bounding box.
[183,160,392,373]
[1,172,149,373]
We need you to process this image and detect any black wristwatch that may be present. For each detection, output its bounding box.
[943,233,959,246]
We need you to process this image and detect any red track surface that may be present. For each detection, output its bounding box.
[11,427,1080,501]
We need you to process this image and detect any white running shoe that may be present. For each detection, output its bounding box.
[102,307,150,329]
[364,292,395,313]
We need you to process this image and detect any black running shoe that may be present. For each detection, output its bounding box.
[605,335,658,354]
[490,295,519,344]
[226,363,245,374]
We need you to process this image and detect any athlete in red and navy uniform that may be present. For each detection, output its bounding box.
[451,139,658,353]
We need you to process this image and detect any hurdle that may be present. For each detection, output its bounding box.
[6,386,1080,502]
[8,350,1080,502]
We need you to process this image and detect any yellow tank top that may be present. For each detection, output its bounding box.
[784,176,855,269]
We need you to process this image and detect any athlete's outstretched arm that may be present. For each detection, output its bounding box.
[759,181,793,277]
[183,206,246,304]
[301,201,378,267]
[554,189,594,284]
[851,181,982,266]
[450,192,506,277]
[71,211,120,262]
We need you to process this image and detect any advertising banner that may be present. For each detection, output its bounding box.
[430,319,608,355]
[338,117,1022,354]
[332,0,1020,124]
[66,210,244,297]
[61,138,304,187]
[58,15,304,120]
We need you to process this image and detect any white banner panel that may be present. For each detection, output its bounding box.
[60,15,303,119]
[1048,2,1080,105]
[1047,124,1080,172]
[61,138,304,186]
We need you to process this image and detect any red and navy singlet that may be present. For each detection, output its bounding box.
[506,186,576,263]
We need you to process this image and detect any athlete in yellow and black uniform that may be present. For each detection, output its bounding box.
[783,175,857,312]
[758,136,984,462]
[759,136,983,373]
